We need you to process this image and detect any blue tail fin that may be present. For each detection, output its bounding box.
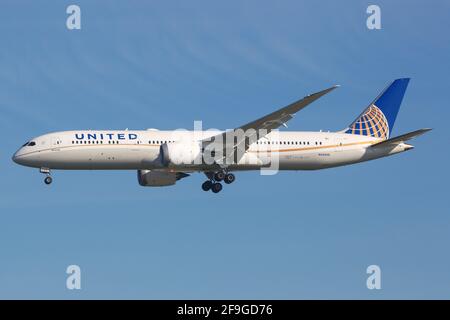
[344,78,410,139]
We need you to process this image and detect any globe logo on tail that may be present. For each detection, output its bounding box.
[345,105,389,139]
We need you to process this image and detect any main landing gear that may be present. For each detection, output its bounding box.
[40,167,52,185]
[202,171,235,193]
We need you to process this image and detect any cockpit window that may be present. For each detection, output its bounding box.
[26,141,36,146]
[22,142,29,147]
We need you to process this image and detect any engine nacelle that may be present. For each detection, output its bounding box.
[160,141,202,166]
[137,170,176,186]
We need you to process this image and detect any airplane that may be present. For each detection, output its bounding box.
[12,78,430,193]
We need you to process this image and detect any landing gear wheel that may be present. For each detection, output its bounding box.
[214,172,225,181]
[202,180,212,191]
[211,182,222,193]
[44,176,53,185]
[224,173,235,184]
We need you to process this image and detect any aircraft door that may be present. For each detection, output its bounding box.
[52,137,62,147]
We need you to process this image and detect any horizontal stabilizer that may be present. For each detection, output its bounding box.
[370,128,431,148]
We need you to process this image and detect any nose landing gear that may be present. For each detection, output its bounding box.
[40,167,52,185]
[202,171,235,193]
[44,176,53,185]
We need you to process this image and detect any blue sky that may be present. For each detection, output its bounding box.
[0,0,449,299]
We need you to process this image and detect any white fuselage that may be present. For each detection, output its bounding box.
[12,129,412,172]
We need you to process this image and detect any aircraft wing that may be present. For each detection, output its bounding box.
[202,85,339,165]
[370,128,432,148]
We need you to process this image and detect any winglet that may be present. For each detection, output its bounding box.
[302,85,339,105]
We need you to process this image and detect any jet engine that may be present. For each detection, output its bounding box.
[160,141,202,166]
[137,170,190,187]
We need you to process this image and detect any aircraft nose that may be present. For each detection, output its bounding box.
[12,151,19,164]
[12,149,24,164]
